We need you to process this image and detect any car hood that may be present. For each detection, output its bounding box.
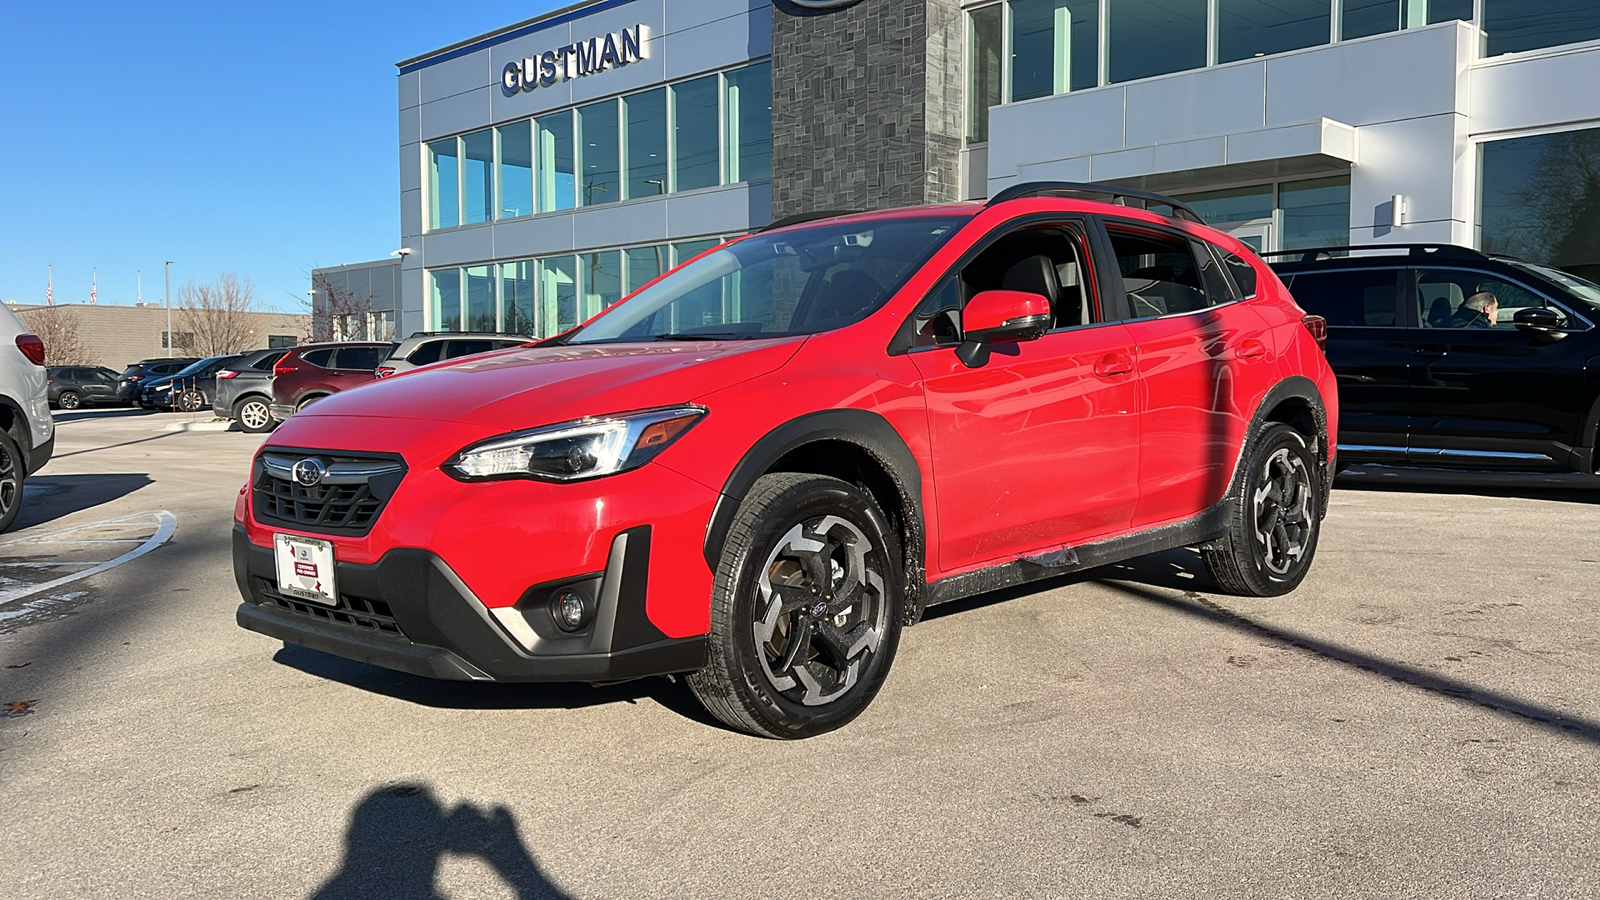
[282,338,805,431]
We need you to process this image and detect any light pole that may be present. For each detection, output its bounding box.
[164,260,174,358]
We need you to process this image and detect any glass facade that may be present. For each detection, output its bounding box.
[426,61,772,231]
[427,237,736,337]
[1010,0,1099,101]
[1218,1,1330,64]
[968,4,1003,141]
[1480,127,1600,283]
[1483,0,1600,57]
[1176,178,1350,252]
[1109,0,1208,83]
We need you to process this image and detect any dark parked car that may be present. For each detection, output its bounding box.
[46,366,122,409]
[215,349,291,434]
[375,332,532,379]
[267,341,396,423]
[118,358,198,405]
[1269,244,1600,474]
[142,354,247,412]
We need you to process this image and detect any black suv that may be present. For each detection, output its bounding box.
[1269,244,1600,473]
[46,366,122,409]
[118,358,199,405]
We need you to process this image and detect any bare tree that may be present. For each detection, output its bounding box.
[16,305,90,365]
[309,273,381,342]
[174,273,260,356]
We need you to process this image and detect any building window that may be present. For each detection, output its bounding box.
[1280,176,1351,251]
[1480,127,1600,283]
[536,111,576,213]
[724,62,772,183]
[497,120,533,219]
[1484,0,1600,57]
[1218,0,1330,64]
[583,250,624,319]
[1109,0,1208,84]
[465,265,496,331]
[162,332,196,349]
[267,335,298,349]
[428,139,459,230]
[1341,0,1471,40]
[625,245,668,292]
[674,75,722,192]
[578,100,621,207]
[624,88,669,199]
[461,129,494,224]
[968,4,1003,142]
[540,256,580,333]
[1010,0,1098,101]
[430,269,461,331]
[1178,184,1275,228]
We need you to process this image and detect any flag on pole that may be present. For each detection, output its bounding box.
[91,268,97,305]
[45,267,52,306]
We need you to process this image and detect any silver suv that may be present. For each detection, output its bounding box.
[0,306,54,531]
[375,332,531,379]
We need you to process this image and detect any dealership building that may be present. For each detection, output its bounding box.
[393,0,1600,338]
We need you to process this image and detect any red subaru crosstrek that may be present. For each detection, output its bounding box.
[234,183,1337,739]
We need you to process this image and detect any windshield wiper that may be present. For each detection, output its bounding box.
[652,332,753,341]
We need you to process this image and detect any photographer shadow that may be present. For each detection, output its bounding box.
[312,783,571,900]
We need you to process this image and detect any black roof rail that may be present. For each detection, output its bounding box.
[1260,243,1493,264]
[987,181,1205,224]
[758,210,865,233]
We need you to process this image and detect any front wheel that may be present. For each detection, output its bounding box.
[688,473,903,739]
[1202,423,1323,597]
[234,397,273,433]
[57,391,81,411]
[177,389,207,413]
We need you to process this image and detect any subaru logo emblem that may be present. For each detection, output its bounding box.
[811,601,828,619]
[292,458,327,487]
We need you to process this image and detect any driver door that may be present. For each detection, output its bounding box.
[909,221,1142,573]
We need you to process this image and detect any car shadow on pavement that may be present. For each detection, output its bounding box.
[272,644,723,728]
[14,473,153,530]
[51,408,155,422]
[919,547,1219,623]
[311,782,571,899]
[1336,466,1600,505]
[1098,580,1600,745]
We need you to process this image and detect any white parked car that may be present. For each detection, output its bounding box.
[0,306,54,531]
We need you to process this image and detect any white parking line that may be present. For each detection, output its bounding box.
[0,511,178,606]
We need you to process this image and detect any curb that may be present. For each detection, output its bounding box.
[160,420,236,433]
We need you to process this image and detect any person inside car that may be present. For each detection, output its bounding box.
[1450,291,1500,328]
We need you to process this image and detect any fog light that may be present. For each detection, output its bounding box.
[551,589,591,632]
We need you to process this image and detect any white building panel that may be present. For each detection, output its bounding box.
[1124,62,1266,147]
[1470,40,1600,136]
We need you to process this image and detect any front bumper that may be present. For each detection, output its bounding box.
[233,525,706,683]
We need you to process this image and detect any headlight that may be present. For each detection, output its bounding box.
[445,405,706,482]
[154,384,171,392]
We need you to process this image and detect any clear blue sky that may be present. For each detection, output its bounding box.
[0,0,568,312]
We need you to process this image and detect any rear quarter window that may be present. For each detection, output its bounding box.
[1223,252,1258,298]
[333,346,387,370]
[300,349,335,368]
[405,342,445,365]
[445,339,494,358]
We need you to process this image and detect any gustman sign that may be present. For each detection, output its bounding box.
[501,24,649,94]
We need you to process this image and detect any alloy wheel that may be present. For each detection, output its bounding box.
[1252,447,1314,576]
[239,401,270,431]
[753,515,889,707]
[58,392,81,411]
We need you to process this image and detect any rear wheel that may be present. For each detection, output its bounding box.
[57,391,81,411]
[234,397,273,433]
[688,473,902,739]
[177,389,207,413]
[1203,423,1322,597]
[297,395,325,413]
[0,431,25,533]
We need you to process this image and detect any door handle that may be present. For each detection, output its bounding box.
[1413,347,1448,358]
[1238,338,1267,360]
[1094,353,1133,378]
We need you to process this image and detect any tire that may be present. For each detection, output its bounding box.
[688,473,903,739]
[1202,423,1323,597]
[234,397,273,433]
[177,389,207,413]
[0,430,25,533]
[297,395,325,412]
[57,391,81,411]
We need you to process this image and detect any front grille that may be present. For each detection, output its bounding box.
[257,578,408,638]
[252,449,406,536]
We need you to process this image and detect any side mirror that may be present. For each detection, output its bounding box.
[1513,306,1566,340]
[956,290,1052,368]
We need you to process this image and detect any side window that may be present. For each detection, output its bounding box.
[1223,251,1258,298]
[334,346,387,370]
[1287,270,1398,327]
[300,349,335,368]
[445,339,494,359]
[494,340,527,349]
[908,277,963,349]
[1193,240,1236,306]
[1107,227,1208,317]
[407,341,445,365]
[253,352,288,371]
[1457,274,1568,329]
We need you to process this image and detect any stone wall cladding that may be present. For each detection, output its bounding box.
[770,0,965,218]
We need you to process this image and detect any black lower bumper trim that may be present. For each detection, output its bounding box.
[233,525,706,683]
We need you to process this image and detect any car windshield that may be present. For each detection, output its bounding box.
[1507,261,1600,309]
[567,216,968,344]
[174,356,226,377]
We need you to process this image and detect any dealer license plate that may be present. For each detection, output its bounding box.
[274,533,338,607]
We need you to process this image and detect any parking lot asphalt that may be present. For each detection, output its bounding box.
[1,409,1596,899]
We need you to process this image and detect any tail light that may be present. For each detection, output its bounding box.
[375,367,395,379]
[274,356,300,377]
[128,374,144,382]
[217,370,239,379]
[1301,315,1328,353]
[15,334,45,366]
